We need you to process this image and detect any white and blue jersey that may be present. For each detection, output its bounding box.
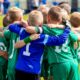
[8,24,70,74]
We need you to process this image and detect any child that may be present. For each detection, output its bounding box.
[8,10,70,80]
[38,5,51,80]
[70,12,80,80]
[0,15,9,80]
[0,7,24,80]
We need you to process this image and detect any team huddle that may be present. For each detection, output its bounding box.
[0,2,80,80]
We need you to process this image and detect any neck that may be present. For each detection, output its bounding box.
[13,20,20,24]
[48,21,60,25]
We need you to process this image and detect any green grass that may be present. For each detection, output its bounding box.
[0,14,28,27]
[0,15,4,27]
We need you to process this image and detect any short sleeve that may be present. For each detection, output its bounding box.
[4,30,11,39]
[70,31,78,42]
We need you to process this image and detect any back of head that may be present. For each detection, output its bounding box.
[28,10,43,26]
[48,6,62,23]
[38,5,50,24]
[3,14,11,27]
[58,2,71,14]
[70,12,80,28]
[8,7,23,23]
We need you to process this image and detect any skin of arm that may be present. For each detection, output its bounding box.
[25,20,71,34]
[15,34,40,48]
[0,32,4,37]
[25,24,65,34]
[0,50,8,60]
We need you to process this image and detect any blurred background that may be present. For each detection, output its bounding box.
[0,0,80,27]
[9,0,80,12]
[0,0,80,15]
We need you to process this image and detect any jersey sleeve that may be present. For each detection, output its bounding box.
[8,24,24,35]
[4,30,11,39]
[70,31,78,42]
[31,27,70,46]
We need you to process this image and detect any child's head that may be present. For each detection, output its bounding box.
[38,5,50,24]
[70,12,80,28]
[47,6,63,24]
[3,14,11,27]
[58,2,71,14]
[8,7,23,23]
[28,10,43,26]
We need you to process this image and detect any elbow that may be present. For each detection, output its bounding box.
[14,44,19,49]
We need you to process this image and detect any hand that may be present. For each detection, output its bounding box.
[63,20,71,29]
[30,34,40,40]
[20,19,28,28]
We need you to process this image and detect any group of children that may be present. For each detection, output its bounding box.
[0,1,80,80]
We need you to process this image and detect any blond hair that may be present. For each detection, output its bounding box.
[28,10,43,26]
[70,12,80,27]
[8,7,23,22]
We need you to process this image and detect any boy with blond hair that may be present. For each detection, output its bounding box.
[28,10,43,26]
[0,7,25,80]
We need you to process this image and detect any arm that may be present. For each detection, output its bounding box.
[25,20,71,34]
[8,24,23,35]
[70,29,80,42]
[31,26,70,46]
[25,24,65,34]
[15,26,70,48]
[15,34,40,48]
[0,50,8,60]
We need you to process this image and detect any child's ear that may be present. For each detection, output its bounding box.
[47,15,50,23]
[20,16,23,21]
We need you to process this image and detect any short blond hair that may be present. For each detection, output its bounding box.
[28,10,43,26]
[70,12,80,27]
[8,7,23,22]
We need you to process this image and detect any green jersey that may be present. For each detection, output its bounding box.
[36,25,78,64]
[4,30,19,80]
[0,28,8,65]
[4,30,19,59]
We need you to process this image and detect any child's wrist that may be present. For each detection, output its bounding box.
[24,37,32,44]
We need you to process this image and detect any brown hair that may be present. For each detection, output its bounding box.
[48,6,62,22]
[58,2,71,14]
[70,12,80,27]
[8,7,23,23]
[3,15,11,27]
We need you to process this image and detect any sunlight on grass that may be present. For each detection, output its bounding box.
[0,15,4,27]
[41,77,44,80]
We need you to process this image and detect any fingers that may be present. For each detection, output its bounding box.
[30,34,40,40]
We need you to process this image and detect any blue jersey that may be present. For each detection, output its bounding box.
[8,24,70,74]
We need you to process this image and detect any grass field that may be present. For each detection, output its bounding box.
[0,14,28,27]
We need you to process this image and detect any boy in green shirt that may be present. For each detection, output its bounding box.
[0,15,10,80]
[0,7,24,80]
[70,12,80,80]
